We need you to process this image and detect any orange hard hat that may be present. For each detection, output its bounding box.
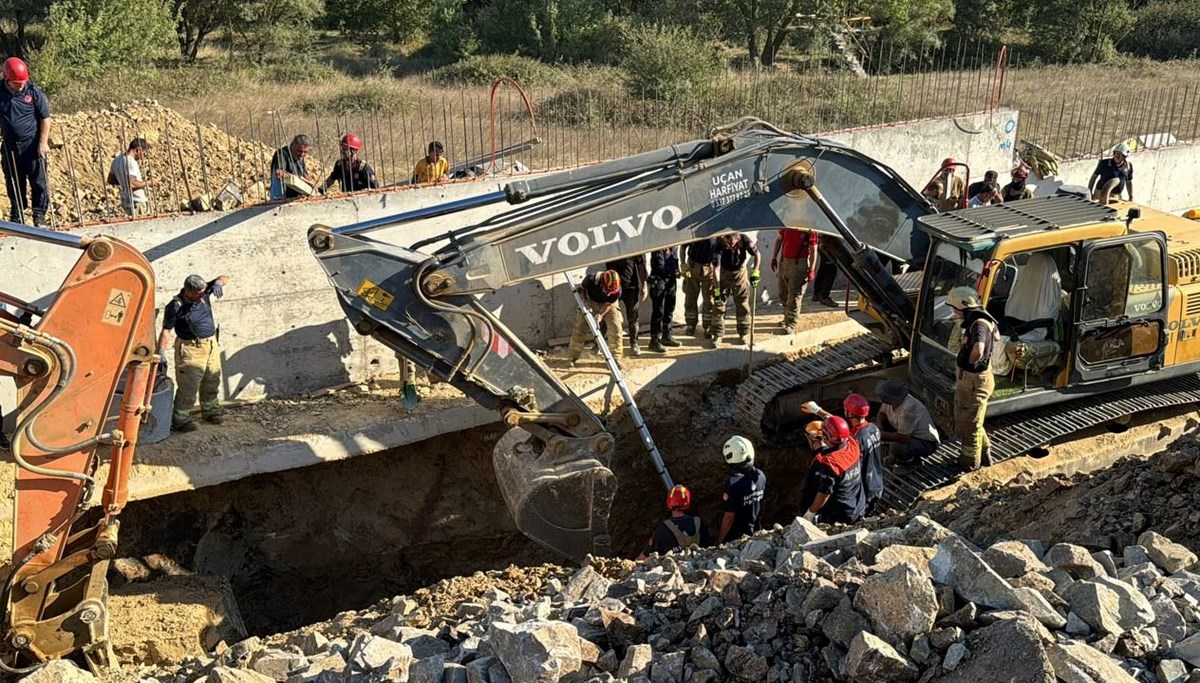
[805,420,824,439]
[666,485,692,511]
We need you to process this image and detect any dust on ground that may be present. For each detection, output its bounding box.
[108,574,243,666]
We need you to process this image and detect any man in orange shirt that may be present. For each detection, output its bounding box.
[770,228,819,333]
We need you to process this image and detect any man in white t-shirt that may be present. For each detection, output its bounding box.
[107,137,157,216]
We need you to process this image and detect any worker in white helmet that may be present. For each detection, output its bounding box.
[715,435,766,544]
[1089,144,1134,204]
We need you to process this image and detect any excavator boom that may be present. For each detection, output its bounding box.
[310,119,934,561]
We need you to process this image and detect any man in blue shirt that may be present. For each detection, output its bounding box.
[0,58,52,227]
[157,274,231,432]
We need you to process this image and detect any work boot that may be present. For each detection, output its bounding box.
[649,336,666,353]
[628,343,642,357]
[818,295,838,308]
[33,215,48,229]
[661,333,682,348]
[205,414,225,425]
[738,335,748,346]
[685,324,697,337]
[172,420,199,434]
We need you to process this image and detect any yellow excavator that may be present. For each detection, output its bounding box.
[309,117,1200,554]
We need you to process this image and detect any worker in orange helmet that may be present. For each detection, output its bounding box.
[797,415,866,524]
[803,394,884,515]
[318,132,379,194]
[933,156,966,212]
[568,269,624,366]
[638,484,712,559]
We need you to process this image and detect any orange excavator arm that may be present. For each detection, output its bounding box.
[0,222,157,672]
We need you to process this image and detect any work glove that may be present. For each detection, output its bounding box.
[800,400,821,415]
[750,269,760,288]
[803,510,817,523]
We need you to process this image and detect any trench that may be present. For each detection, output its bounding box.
[113,378,814,636]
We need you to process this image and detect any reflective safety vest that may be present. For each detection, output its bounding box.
[663,517,701,549]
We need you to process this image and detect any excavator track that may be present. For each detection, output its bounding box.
[880,373,1200,510]
[735,333,899,445]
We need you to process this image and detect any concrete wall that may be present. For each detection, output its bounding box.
[1,110,1021,406]
[1040,143,1200,212]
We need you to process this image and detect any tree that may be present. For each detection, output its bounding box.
[231,0,324,63]
[703,0,805,67]
[858,0,955,63]
[1121,0,1200,60]
[325,0,430,44]
[0,0,50,56]
[174,0,236,61]
[41,0,176,78]
[475,0,612,63]
[621,22,724,99]
[1029,0,1134,63]
[427,0,479,62]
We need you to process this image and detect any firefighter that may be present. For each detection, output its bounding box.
[158,274,231,433]
[647,246,682,352]
[681,238,717,336]
[947,286,999,471]
[715,435,765,544]
[567,269,623,365]
[638,484,711,559]
[770,228,819,333]
[1089,144,1134,204]
[604,255,647,356]
[0,57,52,227]
[1001,168,1034,202]
[933,157,966,212]
[798,416,866,525]
[709,233,760,346]
[802,394,884,515]
[318,132,379,194]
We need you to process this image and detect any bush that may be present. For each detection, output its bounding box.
[1121,1,1200,61]
[473,0,621,63]
[1029,0,1134,63]
[620,24,725,101]
[232,0,324,64]
[264,56,341,85]
[425,0,479,63]
[294,80,416,114]
[38,0,175,82]
[429,54,566,87]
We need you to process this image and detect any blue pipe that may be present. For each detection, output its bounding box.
[333,191,510,237]
[0,220,85,249]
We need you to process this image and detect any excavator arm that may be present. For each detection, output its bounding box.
[309,118,934,560]
[0,222,158,672]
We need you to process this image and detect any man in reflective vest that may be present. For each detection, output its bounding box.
[638,485,711,558]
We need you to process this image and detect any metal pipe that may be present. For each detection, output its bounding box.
[332,190,509,236]
[0,220,84,248]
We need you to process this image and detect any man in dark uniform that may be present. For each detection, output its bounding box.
[715,435,766,544]
[710,233,760,346]
[1089,144,1134,204]
[318,132,379,194]
[801,393,883,515]
[0,58,52,227]
[812,236,839,308]
[647,246,681,353]
[567,270,623,365]
[604,255,647,356]
[798,416,866,525]
[157,274,230,433]
[948,286,998,471]
[681,238,717,336]
[638,485,711,559]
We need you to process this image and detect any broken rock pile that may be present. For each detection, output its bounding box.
[97,514,1200,683]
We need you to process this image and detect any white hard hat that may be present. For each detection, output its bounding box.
[1113,143,1131,156]
[947,286,982,310]
[723,435,755,465]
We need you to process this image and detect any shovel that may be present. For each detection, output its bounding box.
[400,356,420,409]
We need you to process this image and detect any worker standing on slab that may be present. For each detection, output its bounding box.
[1089,144,1134,204]
[947,286,999,471]
[681,238,717,337]
[638,485,711,559]
[318,133,378,194]
[709,233,760,346]
[811,236,839,308]
[770,228,819,333]
[0,57,52,227]
[158,274,230,433]
[801,394,884,515]
[876,378,940,468]
[605,255,648,356]
[933,157,966,212]
[647,246,682,353]
[1001,168,1033,202]
[107,138,157,216]
[567,269,623,366]
[798,416,866,525]
[269,135,315,200]
[411,140,449,184]
[715,435,766,544]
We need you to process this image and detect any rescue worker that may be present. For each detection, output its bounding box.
[567,269,623,365]
[605,255,647,356]
[801,394,883,515]
[947,286,999,471]
[1001,168,1033,202]
[269,134,315,200]
[158,274,231,433]
[647,246,682,353]
[638,485,711,559]
[1089,144,1134,204]
[411,140,449,184]
[811,236,839,308]
[709,233,760,346]
[681,238,717,337]
[0,57,52,227]
[876,378,940,468]
[798,416,865,525]
[715,435,765,545]
[770,228,819,333]
[967,170,999,202]
[318,133,379,194]
[933,158,966,212]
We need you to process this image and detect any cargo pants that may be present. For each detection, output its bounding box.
[173,336,223,426]
[681,262,715,332]
[954,368,994,470]
[568,302,623,361]
[710,267,751,338]
[777,257,810,330]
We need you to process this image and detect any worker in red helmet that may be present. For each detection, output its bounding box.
[1001,167,1034,202]
[638,484,711,559]
[568,269,625,366]
[0,57,52,227]
[796,414,866,524]
[317,132,378,194]
[932,156,966,212]
[803,394,883,515]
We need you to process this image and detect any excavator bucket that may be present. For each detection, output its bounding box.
[492,427,617,562]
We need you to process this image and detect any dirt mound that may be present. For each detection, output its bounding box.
[0,100,325,226]
[108,573,245,665]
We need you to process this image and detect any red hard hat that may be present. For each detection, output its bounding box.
[599,270,621,295]
[666,485,692,511]
[941,157,956,168]
[823,416,851,446]
[1012,168,1029,180]
[340,132,362,151]
[2,57,28,83]
[843,393,870,419]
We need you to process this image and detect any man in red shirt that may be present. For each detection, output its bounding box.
[770,229,819,333]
